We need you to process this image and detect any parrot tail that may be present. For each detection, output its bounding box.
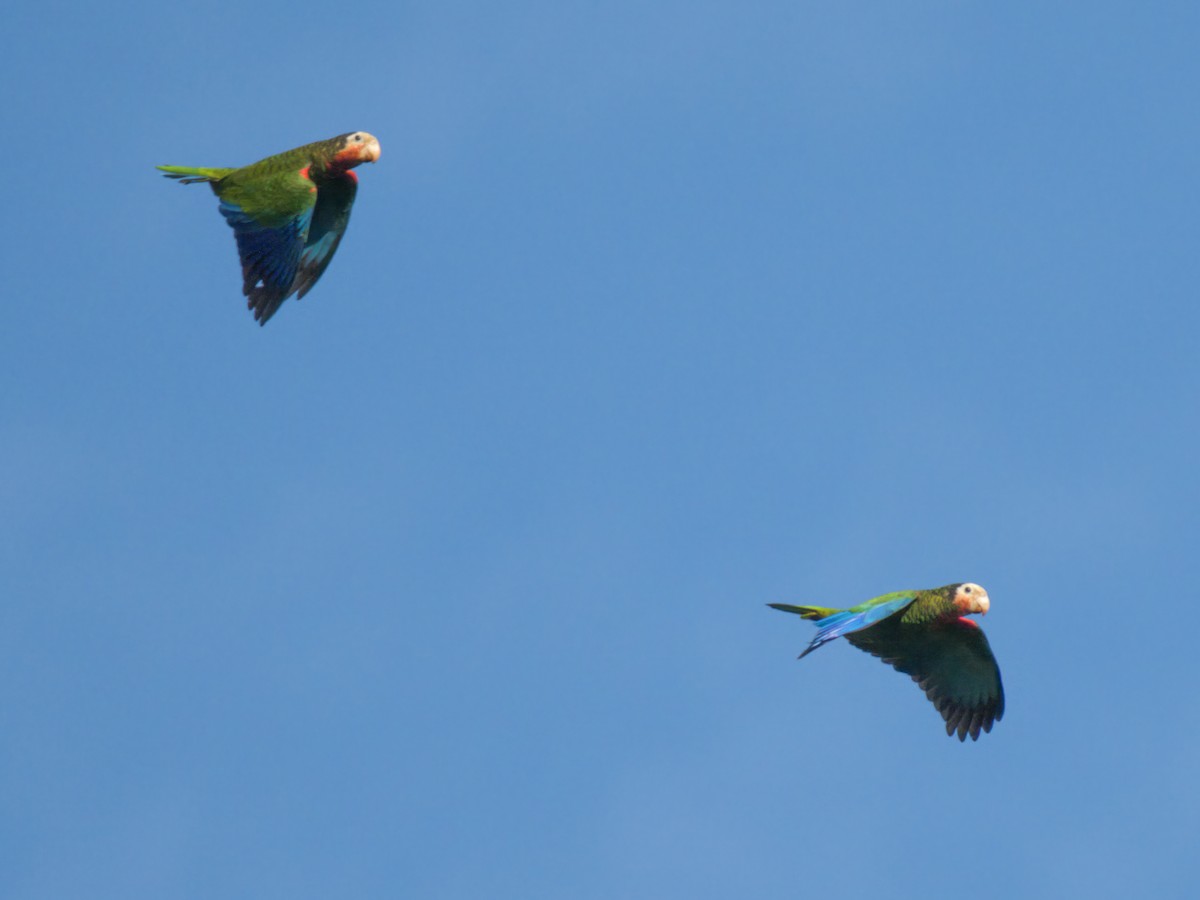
[769,603,842,659]
[767,603,838,620]
[770,594,915,659]
[156,165,236,185]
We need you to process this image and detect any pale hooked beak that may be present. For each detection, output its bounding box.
[977,594,990,615]
[363,135,381,163]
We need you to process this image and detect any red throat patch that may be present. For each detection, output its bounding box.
[332,145,367,168]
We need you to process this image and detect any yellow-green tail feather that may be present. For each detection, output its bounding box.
[156,165,236,184]
[767,603,839,620]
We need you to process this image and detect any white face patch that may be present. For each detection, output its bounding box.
[355,133,381,162]
[958,583,990,614]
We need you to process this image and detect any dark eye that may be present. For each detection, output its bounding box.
[963,586,972,593]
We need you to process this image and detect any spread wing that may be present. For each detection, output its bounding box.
[292,171,358,300]
[847,616,1005,741]
[215,169,318,324]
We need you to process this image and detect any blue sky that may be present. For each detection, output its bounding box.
[3,2,1198,896]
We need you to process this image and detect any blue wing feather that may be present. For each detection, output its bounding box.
[292,172,358,300]
[218,201,314,324]
[798,594,916,659]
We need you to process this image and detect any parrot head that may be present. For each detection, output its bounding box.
[333,132,382,167]
[952,583,990,615]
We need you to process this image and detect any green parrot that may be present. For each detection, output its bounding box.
[770,583,1004,741]
[158,132,381,324]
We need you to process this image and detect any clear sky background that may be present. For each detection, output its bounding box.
[3,2,1198,897]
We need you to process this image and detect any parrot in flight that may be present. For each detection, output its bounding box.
[158,132,381,324]
[769,583,1004,741]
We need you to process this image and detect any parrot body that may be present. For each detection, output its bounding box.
[158,132,381,324]
[770,583,1004,741]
